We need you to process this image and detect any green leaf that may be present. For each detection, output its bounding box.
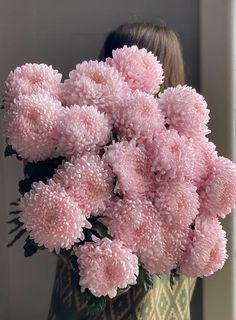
[154,83,165,98]
[7,217,21,224]
[4,145,22,160]
[111,129,120,143]
[18,178,33,195]
[23,237,42,257]
[159,83,165,94]
[9,224,22,234]
[112,176,122,199]
[117,286,131,296]
[90,218,109,239]
[10,202,20,206]
[7,229,26,247]
[113,176,119,195]
[9,210,21,215]
[4,145,17,157]
[138,265,154,291]
[23,156,64,181]
[86,294,108,316]
[170,269,179,290]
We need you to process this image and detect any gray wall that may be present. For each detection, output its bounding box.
[201,0,236,319]
[0,1,200,319]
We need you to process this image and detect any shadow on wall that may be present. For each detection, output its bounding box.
[191,278,203,320]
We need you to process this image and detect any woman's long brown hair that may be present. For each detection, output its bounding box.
[99,22,185,88]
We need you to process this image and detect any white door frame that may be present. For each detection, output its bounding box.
[200,0,236,319]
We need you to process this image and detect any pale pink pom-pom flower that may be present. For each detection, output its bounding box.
[113,90,165,142]
[104,140,154,199]
[101,199,162,253]
[138,244,167,274]
[154,181,199,227]
[101,198,189,275]
[4,63,62,109]
[4,93,63,161]
[192,137,218,188]
[74,238,139,298]
[53,155,113,217]
[200,156,236,218]
[162,224,191,273]
[139,224,190,275]
[107,45,164,94]
[146,129,195,181]
[180,215,227,277]
[62,60,130,114]
[158,85,210,138]
[57,105,112,157]
[20,181,88,253]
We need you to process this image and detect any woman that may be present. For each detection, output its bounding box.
[48,22,195,320]
[99,22,185,88]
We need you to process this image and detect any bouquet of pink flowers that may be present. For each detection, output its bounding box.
[3,46,236,314]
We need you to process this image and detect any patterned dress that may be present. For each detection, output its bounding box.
[48,256,196,320]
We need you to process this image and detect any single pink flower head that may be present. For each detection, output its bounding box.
[113,90,165,142]
[192,137,218,188]
[4,93,63,161]
[101,199,162,253]
[62,60,130,114]
[146,129,195,181]
[57,105,112,157]
[138,244,167,275]
[139,224,191,275]
[104,140,154,199]
[180,215,227,277]
[200,156,236,218]
[107,45,164,94]
[102,198,190,275]
[74,238,139,298]
[158,85,210,138]
[4,63,62,109]
[154,181,199,227]
[20,181,88,253]
[53,155,113,217]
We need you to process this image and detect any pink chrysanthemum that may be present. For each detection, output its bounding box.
[138,244,167,274]
[158,85,210,138]
[104,140,154,199]
[53,155,113,217]
[192,137,218,188]
[4,63,62,109]
[101,199,162,253]
[56,105,112,157]
[62,60,130,114]
[200,156,236,218]
[139,224,190,274]
[154,181,199,227]
[20,181,88,253]
[146,129,195,181]
[180,215,227,277]
[4,93,63,161]
[107,45,164,94]
[113,90,165,142]
[74,238,139,298]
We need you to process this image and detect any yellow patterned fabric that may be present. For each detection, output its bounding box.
[48,257,196,320]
